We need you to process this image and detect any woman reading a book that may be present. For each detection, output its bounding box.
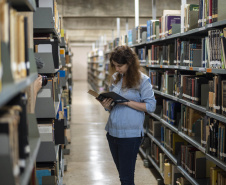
[100,45,156,185]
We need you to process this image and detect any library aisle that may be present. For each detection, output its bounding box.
[63,81,158,185]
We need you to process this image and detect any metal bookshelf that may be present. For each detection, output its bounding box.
[9,0,36,11]
[147,132,177,165]
[0,73,37,107]
[177,166,208,185]
[206,154,226,171]
[33,8,61,43]
[153,89,207,113]
[147,155,164,179]
[139,148,147,159]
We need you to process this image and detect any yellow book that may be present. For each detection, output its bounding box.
[164,163,172,185]
[61,29,64,38]
[18,14,26,78]
[210,167,222,185]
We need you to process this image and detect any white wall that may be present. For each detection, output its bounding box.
[71,46,91,81]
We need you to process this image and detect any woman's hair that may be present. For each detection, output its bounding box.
[109,46,141,89]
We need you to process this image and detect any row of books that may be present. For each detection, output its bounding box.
[151,94,226,164]
[148,44,174,65]
[149,70,174,94]
[148,114,226,184]
[149,121,218,180]
[180,75,209,106]
[138,48,146,61]
[146,28,226,69]
[0,96,30,184]
[150,69,226,116]
[162,99,181,126]
[0,1,32,81]
[198,0,226,27]
[149,139,186,185]
[127,2,226,45]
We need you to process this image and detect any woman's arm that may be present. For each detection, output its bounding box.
[120,101,147,112]
[119,78,156,113]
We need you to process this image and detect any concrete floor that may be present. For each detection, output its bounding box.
[63,81,158,185]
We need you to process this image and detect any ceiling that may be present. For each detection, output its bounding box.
[56,0,198,45]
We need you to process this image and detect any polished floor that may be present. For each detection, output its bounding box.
[63,81,158,185]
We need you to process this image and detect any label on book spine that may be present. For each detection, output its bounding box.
[201,140,207,144]
[19,159,26,167]
[14,165,20,176]
[213,105,220,110]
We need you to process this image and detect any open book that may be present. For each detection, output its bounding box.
[87,89,129,103]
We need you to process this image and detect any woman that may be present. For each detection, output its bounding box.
[100,45,156,185]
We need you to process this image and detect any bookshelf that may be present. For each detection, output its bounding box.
[9,0,37,11]
[85,1,226,184]
[0,1,40,185]
[129,8,226,185]
[33,1,72,184]
[87,51,105,93]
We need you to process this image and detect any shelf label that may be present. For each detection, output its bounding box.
[187,102,191,106]
[199,68,205,72]
[199,27,205,31]
[207,24,213,28]
[172,96,177,101]
[180,66,186,69]
[174,66,179,69]
[198,146,205,153]
[160,65,163,68]
[206,68,212,73]
[189,67,193,70]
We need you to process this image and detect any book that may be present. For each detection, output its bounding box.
[87,89,129,103]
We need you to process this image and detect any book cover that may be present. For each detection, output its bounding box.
[87,90,129,103]
[222,80,226,116]
[147,20,151,41]
[165,15,181,36]
[164,163,172,184]
[188,4,199,30]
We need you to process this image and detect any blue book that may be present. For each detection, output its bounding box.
[147,20,151,41]
[150,21,153,40]
[36,170,51,185]
[128,30,132,46]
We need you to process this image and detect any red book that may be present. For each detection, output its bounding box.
[209,0,212,23]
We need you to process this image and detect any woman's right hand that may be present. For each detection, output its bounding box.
[100,98,113,110]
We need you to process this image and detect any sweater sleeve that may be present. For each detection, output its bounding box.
[140,78,156,114]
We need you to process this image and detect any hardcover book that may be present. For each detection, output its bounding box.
[87,90,129,103]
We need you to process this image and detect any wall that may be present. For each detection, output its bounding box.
[71,46,91,81]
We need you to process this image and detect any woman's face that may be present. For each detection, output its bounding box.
[112,61,129,75]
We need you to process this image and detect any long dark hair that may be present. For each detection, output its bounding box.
[109,46,141,89]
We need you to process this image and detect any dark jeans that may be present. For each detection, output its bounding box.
[106,132,142,185]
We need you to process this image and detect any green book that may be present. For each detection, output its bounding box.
[188,4,199,31]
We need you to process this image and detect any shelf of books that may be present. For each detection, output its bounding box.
[129,1,226,184]
[92,0,226,184]
[87,49,105,93]
[0,0,42,184]
[33,0,72,184]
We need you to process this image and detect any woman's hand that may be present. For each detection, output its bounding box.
[100,98,113,110]
[34,75,42,95]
